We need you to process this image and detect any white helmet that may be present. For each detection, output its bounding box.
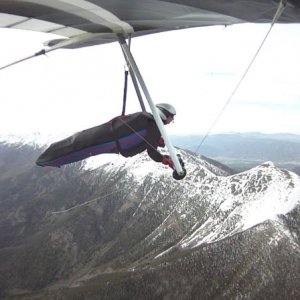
[156,103,176,121]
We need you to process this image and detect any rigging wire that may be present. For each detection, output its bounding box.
[117,116,162,153]
[51,190,121,214]
[0,49,47,71]
[194,0,287,154]
[0,38,73,71]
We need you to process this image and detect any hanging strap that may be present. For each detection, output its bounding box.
[121,35,132,116]
[121,68,129,115]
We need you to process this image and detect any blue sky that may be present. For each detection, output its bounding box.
[0,23,300,136]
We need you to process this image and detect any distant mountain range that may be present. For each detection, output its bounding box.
[0,135,299,299]
[171,132,300,174]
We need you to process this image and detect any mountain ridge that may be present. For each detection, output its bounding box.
[171,132,300,174]
[0,137,299,299]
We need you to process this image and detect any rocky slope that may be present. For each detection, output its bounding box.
[0,136,299,299]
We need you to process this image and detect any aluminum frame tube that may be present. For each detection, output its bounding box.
[118,34,184,176]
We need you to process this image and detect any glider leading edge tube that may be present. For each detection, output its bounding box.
[118,34,185,178]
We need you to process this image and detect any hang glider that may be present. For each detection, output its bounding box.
[0,0,299,49]
[1,0,300,179]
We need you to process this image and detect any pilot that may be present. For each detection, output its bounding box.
[36,103,176,170]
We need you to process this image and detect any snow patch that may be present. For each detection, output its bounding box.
[0,132,71,148]
[179,164,300,249]
[83,154,127,171]
[241,171,300,230]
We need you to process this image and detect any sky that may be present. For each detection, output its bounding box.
[0,23,300,137]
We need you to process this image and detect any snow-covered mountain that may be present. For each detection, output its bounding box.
[0,136,299,299]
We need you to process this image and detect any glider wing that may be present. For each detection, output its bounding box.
[0,1,299,48]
